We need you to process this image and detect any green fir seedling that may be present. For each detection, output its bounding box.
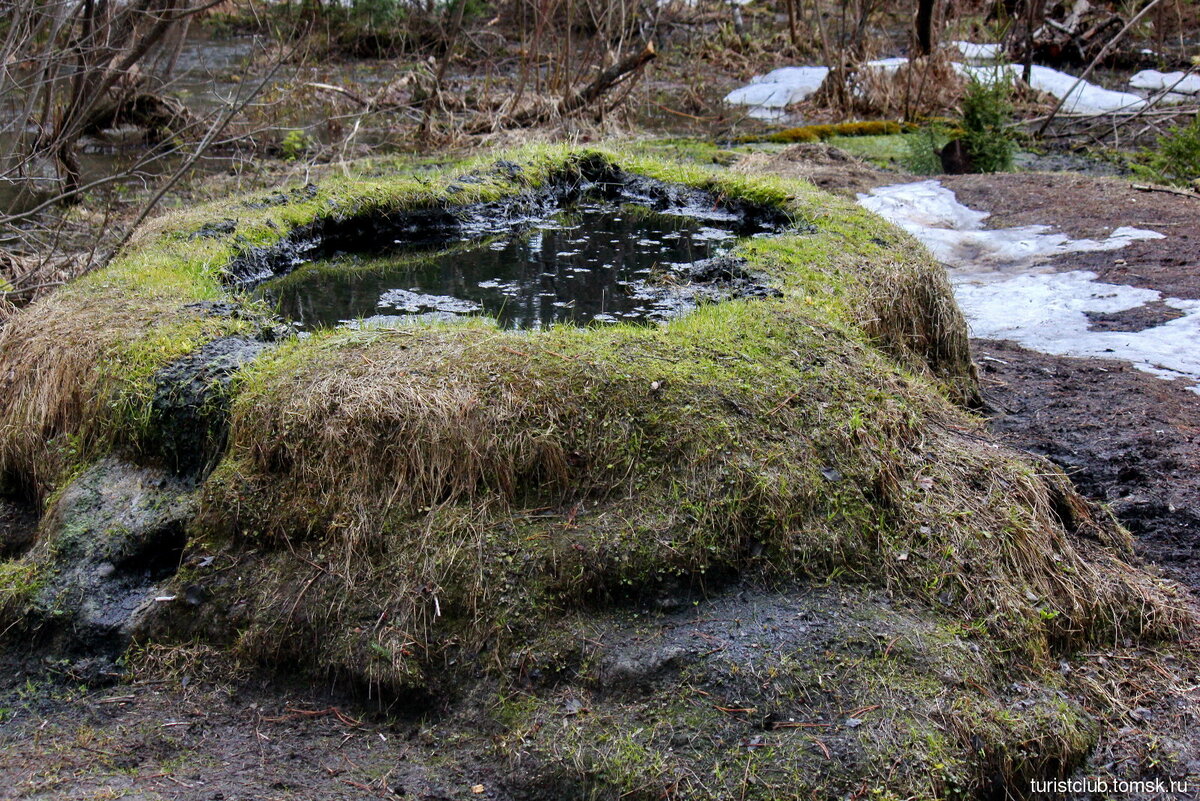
[959,75,1014,173]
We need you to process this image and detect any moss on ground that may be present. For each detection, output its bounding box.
[737,120,913,145]
[481,585,1102,800]
[0,560,41,621]
[0,144,1193,800]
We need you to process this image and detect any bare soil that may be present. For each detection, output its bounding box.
[0,661,491,801]
[977,339,1200,592]
[941,173,1200,300]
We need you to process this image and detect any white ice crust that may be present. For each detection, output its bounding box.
[857,181,1200,391]
[725,55,1150,117]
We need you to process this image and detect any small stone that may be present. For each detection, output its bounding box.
[844,718,863,728]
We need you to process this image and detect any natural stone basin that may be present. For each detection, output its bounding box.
[239,165,789,331]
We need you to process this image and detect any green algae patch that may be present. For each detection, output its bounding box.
[0,145,1193,801]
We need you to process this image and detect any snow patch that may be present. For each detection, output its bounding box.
[726,59,1147,117]
[950,41,1002,62]
[858,181,1162,269]
[957,63,1146,114]
[954,275,1200,387]
[723,67,829,119]
[857,181,1200,391]
[722,58,905,118]
[1129,69,1200,95]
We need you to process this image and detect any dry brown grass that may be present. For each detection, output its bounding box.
[813,51,969,120]
[0,283,249,496]
[182,305,1189,692]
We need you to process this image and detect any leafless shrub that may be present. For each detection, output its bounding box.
[0,0,285,301]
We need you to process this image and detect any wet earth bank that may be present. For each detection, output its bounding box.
[941,174,1200,595]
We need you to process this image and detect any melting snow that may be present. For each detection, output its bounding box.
[859,181,1162,269]
[951,41,1002,62]
[1129,69,1200,95]
[725,55,1147,117]
[989,64,1146,114]
[857,181,1200,392]
[722,59,904,118]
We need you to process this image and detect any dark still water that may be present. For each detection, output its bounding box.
[259,201,773,330]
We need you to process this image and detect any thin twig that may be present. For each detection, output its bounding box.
[1037,0,1168,135]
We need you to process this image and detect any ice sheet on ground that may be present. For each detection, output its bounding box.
[725,58,1147,117]
[1129,69,1200,95]
[950,41,1001,62]
[859,181,1162,269]
[723,67,830,118]
[857,181,1200,391]
[722,59,904,117]
[954,274,1200,386]
[959,64,1146,114]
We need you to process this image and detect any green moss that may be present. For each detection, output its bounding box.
[0,144,969,505]
[828,133,926,167]
[737,120,914,146]
[0,145,1185,739]
[0,559,42,620]
[478,586,1107,800]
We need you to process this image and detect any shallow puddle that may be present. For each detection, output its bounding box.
[258,200,774,330]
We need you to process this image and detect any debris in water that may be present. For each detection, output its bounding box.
[377,289,483,315]
[261,200,780,330]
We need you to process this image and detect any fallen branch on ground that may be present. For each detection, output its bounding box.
[1132,183,1200,200]
[468,43,656,134]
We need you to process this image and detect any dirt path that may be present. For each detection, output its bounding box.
[938,173,1200,592]
[742,147,1200,593]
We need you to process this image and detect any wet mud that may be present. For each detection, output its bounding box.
[737,148,1200,595]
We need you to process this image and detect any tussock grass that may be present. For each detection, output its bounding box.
[191,301,1186,690]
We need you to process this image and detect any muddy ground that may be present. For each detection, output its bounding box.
[940,173,1200,595]
[741,148,1200,595]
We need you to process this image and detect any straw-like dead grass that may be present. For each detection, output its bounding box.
[1,143,1193,799]
[814,51,969,119]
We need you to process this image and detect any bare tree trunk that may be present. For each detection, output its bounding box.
[915,0,936,56]
[1023,0,1043,83]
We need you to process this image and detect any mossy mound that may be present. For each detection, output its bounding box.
[0,146,1192,798]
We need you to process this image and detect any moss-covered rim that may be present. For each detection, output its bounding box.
[0,146,1194,801]
[220,152,795,291]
